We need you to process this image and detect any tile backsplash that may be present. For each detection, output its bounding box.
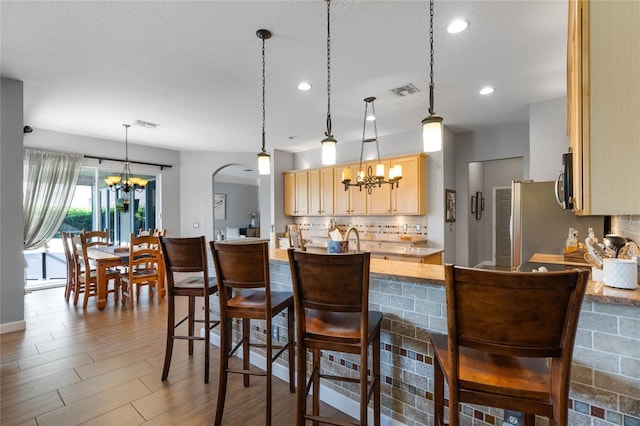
[292,216,429,241]
[611,215,640,243]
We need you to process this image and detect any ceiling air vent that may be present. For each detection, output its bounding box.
[133,120,159,129]
[390,83,420,97]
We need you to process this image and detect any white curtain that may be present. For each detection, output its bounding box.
[23,149,83,250]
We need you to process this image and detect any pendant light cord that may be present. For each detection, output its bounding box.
[325,0,333,138]
[124,124,130,163]
[428,0,435,115]
[261,35,266,152]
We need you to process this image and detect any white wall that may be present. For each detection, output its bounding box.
[180,151,269,240]
[1,78,26,332]
[529,97,569,181]
[23,128,181,237]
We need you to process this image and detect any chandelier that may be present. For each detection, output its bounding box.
[256,29,271,175]
[421,0,444,152]
[341,97,402,195]
[104,124,148,193]
[320,0,337,165]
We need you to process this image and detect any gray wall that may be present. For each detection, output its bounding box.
[529,97,569,181]
[213,181,259,231]
[1,78,26,331]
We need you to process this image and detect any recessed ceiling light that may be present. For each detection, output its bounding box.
[447,19,469,34]
[479,86,495,95]
[298,82,312,91]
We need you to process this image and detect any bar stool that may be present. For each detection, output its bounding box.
[159,236,219,383]
[430,265,589,426]
[287,248,382,426]
[210,240,295,426]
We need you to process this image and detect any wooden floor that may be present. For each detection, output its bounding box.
[0,287,352,425]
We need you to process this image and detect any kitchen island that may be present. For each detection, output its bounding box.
[213,249,639,425]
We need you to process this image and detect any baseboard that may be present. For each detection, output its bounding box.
[208,330,404,426]
[0,320,26,334]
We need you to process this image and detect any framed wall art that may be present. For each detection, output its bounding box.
[214,193,226,220]
[445,189,456,223]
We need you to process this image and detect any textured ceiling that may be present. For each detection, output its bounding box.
[1,0,568,154]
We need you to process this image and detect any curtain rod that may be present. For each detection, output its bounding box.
[84,155,173,170]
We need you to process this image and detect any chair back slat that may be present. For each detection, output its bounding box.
[446,265,589,358]
[82,228,109,247]
[288,249,369,313]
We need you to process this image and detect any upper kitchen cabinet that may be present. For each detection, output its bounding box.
[567,0,640,215]
[391,154,426,215]
[284,171,308,216]
[308,168,334,216]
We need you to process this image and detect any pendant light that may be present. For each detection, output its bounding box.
[104,124,148,193]
[341,97,402,194]
[321,0,337,165]
[422,0,443,152]
[256,29,271,175]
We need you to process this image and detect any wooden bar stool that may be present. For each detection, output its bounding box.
[430,265,589,426]
[159,236,219,383]
[210,240,295,426]
[287,248,382,426]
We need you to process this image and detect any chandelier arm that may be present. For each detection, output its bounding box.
[372,101,381,163]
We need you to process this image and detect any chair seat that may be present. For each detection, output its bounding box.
[174,275,217,290]
[431,333,551,401]
[306,310,383,345]
[228,289,293,313]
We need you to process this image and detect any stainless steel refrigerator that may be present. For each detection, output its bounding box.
[510,181,606,269]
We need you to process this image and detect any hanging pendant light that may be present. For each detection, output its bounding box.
[104,124,148,193]
[256,29,271,175]
[341,97,402,195]
[321,0,337,165]
[422,0,443,152]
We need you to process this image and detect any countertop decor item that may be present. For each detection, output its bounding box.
[104,124,148,193]
[256,29,271,175]
[340,97,402,194]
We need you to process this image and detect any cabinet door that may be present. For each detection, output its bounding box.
[334,167,351,215]
[367,160,392,215]
[283,172,296,216]
[349,164,367,215]
[320,168,334,215]
[569,0,640,215]
[392,155,426,215]
[295,171,309,216]
[308,169,321,216]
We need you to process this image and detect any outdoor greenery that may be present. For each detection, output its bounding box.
[60,207,92,234]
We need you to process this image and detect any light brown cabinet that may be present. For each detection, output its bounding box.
[308,168,334,216]
[283,171,308,216]
[285,153,426,217]
[567,0,640,215]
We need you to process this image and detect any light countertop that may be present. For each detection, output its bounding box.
[271,249,640,307]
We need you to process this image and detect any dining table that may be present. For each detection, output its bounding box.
[86,246,165,310]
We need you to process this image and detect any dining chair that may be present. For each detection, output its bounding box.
[287,248,382,426]
[210,240,295,426]
[430,265,589,426]
[61,231,76,302]
[120,233,162,308]
[72,233,121,308]
[159,236,219,383]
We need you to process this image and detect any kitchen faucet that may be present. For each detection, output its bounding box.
[345,227,360,253]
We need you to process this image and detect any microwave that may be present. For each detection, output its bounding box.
[555,152,573,210]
